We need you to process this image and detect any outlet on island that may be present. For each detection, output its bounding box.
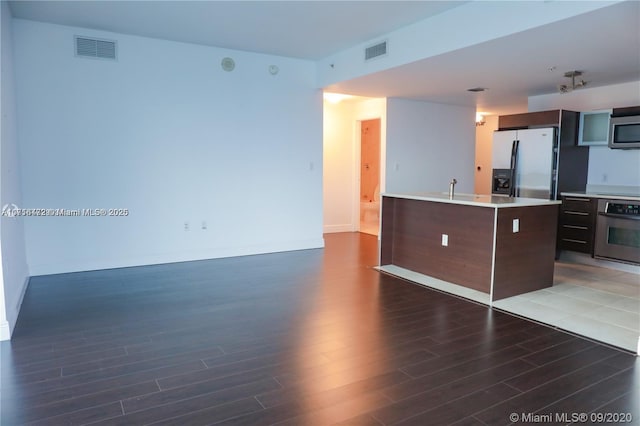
[441,234,448,247]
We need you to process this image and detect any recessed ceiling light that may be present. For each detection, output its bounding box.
[467,87,486,92]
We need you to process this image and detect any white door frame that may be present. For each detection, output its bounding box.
[353,117,382,233]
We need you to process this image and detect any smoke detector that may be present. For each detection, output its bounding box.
[558,70,587,94]
[221,57,235,72]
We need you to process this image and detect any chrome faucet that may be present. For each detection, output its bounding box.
[448,179,457,199]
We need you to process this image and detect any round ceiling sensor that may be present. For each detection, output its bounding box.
[221,57,235,72]
[269,65,279,75]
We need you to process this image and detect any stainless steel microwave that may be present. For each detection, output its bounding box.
[609,114,640,149]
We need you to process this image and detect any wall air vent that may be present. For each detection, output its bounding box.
[365,41,387,61]
[75,36,117,60]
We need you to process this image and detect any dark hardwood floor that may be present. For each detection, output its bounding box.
[1,232,638,425]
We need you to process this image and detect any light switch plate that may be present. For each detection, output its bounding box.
[513,219,520,233]
[442,234,448,246]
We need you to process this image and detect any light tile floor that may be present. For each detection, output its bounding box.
[493,260,640,354]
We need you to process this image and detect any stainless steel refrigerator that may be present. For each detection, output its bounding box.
[491,128,558,199]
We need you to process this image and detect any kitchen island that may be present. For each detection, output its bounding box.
[379,192,561,305]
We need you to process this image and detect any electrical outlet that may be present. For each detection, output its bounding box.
[441,234,448,246]
[513,219,519,233]
[201,221,207,230]
[184,222,189,231]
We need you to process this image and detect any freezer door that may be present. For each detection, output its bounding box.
[491,130,517,169]
[514,128,556,199]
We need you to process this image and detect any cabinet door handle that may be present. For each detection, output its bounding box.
[564,197,591,202]
[562,225,588,230]
[562,238,587,244]
[564,211,589,216]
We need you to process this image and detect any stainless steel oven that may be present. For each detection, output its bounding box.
[594,199,640,265]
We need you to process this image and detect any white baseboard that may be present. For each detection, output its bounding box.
[377,264,491,306]
[28,238,326,277]
[2,275,30,341]
[323,224,356,233]
[15,276,29,313]
[0,321,10,341]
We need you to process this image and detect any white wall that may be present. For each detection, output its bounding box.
[0,3,29,340]
[323,97,386,233]
[0,1,29,340]
[385,99,475,194]
[13,19,323,276]
[529,81,640,191]
[323,100,355,233]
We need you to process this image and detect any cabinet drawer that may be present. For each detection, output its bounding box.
[560,212,594,227]
[561,197,595,213]
[559,238,592,254]
[558,196,596,255]
[559,225,593,243]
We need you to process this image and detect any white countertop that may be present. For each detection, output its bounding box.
[382,192,562,208]
[562,192,640,202]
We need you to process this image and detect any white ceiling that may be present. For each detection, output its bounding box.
[8,1,468,59]
[326,0,640,114]
[8,1,640,115]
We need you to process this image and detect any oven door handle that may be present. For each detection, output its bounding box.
[598,212,640,221]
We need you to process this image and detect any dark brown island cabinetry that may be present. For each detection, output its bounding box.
[558,195,597,255]
[379,193,561,304]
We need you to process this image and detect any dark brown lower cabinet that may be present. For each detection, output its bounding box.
[558,196,597,255]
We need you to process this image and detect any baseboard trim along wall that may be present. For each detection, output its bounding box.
[323,224,356,233]
[0,321,11,341]
[14,275,29,317]
[28,238,326,277]
[1,276,30,341]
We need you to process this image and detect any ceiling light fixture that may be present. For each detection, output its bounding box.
[558,70,587,94]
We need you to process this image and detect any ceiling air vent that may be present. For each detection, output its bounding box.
[365,41,387,61]
[75,36,117,60]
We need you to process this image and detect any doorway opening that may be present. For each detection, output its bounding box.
[359,118,381,236]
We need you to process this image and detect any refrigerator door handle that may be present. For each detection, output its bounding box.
[510,140,519,197]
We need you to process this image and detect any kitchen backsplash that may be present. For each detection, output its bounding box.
[585,184,640,196]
